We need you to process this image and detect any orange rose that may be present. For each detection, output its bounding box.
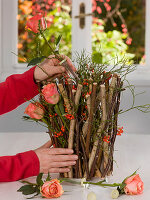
[24,102,44,119]
[42,83,59,104]
[40,179,64,198]
[124,174,144,195]
[26,14,47,33]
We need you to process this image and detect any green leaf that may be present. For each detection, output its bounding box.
[27,56,46,67]
[92,52,102,64]
[58,99,65,115]
[118,182,126,194]
[46,172,51,181]
[56,35,62,46]
[36,173,44,186]
[55,35,62,53]
[17,185,36,195]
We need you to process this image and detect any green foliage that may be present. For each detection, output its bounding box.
[46,172,51,181]
[26,2,72,60]
[92,19,134,65]
[27,56,46,67]
[21,2,135,65]
[18,173,52,198]
[17,185,37,195]
[36,173,44,186]
[95,0,145,63]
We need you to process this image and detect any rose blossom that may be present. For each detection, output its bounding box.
[24,102,44,119]
[26,14,47,33]
[40,179,64,198]
[124,174,144,195]
[42,83,59,104]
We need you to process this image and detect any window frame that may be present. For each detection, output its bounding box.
[0,0,150,85]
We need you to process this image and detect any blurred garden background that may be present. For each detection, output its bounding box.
[18,0,145,65]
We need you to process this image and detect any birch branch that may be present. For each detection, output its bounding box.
[58,83,72,114]
[82,94,91,137]
[86,83,97,157]
[103,74,117,169]
[68,84,83,178]
[88,85,107,174]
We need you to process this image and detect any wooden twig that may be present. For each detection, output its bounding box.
[58,83,72,114]
[102,78,122,177]
[103,74,117,169]
[68,84,83,178]
[75,119,80,178]
[87,85,107,176]
[86,83,97,157]
[89,138,101,178]
[104,0,121,23]
[82,94,91,137]
[68,78,74,104]
[80,135,90,179]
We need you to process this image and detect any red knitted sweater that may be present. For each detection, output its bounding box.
[0,67,40,182]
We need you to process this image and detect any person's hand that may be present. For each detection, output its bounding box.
[34,55,76,82]
[34,140,78,174]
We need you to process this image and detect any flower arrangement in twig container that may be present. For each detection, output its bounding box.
[22,14,150,183]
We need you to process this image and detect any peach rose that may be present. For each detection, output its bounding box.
[40,179,64,198]
[124,174,144,195]
[24,102,44,119]
[42,83,59,104]
[26,14,47,33]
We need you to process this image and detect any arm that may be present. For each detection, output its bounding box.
[0,67,38,115]
[0,151,39,182]
[0,141,78,182]
[0,55,75,115]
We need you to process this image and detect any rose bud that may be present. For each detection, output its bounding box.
[26,14,47,33]
[124,174,144,195]
[40,179,64,198]
[111,189,119,199]
[42,83,59,105]
[24,102,44,119]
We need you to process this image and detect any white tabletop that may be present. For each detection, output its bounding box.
[0,132,149,200]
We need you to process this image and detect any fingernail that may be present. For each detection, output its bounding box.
[69,149,74,153]
[74,155,78,159]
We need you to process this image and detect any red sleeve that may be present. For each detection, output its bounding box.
[0,67,39,115]
[0,150,40,182]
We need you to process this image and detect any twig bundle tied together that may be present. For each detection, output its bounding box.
[25,55,127,180]
[41,70,123,179]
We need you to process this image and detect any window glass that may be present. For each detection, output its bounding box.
[92,0,145,65]
[18,0,72,63]
[18,0,145,64]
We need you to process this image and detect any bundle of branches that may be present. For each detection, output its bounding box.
[25,54,128,180]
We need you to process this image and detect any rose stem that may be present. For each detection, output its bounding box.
[86,83,97,157]
[39,29,79,82]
